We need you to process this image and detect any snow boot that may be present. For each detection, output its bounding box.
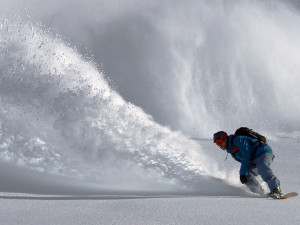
[268,187,283,199]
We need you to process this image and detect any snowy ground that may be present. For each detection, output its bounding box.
[0,137,299,225]
[0,193,299,225]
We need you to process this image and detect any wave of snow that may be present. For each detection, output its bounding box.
[1,0,300,194]
[0,19,228,193]
[7,0,300,137]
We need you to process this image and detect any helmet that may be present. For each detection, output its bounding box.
[213,131,228,143]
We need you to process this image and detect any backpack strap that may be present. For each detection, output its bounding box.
[230,136,239,158]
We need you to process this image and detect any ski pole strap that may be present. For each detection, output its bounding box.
[224,152,228,161]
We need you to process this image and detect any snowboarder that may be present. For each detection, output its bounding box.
[213,130,283,198]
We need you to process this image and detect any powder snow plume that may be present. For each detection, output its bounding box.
[2,0,300,195]
[0,19,228,194]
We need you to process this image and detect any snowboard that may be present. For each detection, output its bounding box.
[275,192,298,200]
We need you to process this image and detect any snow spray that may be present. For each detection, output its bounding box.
[1,0,300,193]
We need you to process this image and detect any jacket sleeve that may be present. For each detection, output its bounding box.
[234,137,251,175]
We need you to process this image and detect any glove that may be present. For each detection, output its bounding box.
[240,175,248,184]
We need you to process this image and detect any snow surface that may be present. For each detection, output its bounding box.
[0,193,299,225]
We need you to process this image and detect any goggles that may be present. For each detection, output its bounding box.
[215,138,224,146]
[215,134,227,146]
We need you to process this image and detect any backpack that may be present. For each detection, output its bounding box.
[234,127,267,145]
[226,127,267,161]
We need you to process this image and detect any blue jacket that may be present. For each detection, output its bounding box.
[227,135,273,175]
